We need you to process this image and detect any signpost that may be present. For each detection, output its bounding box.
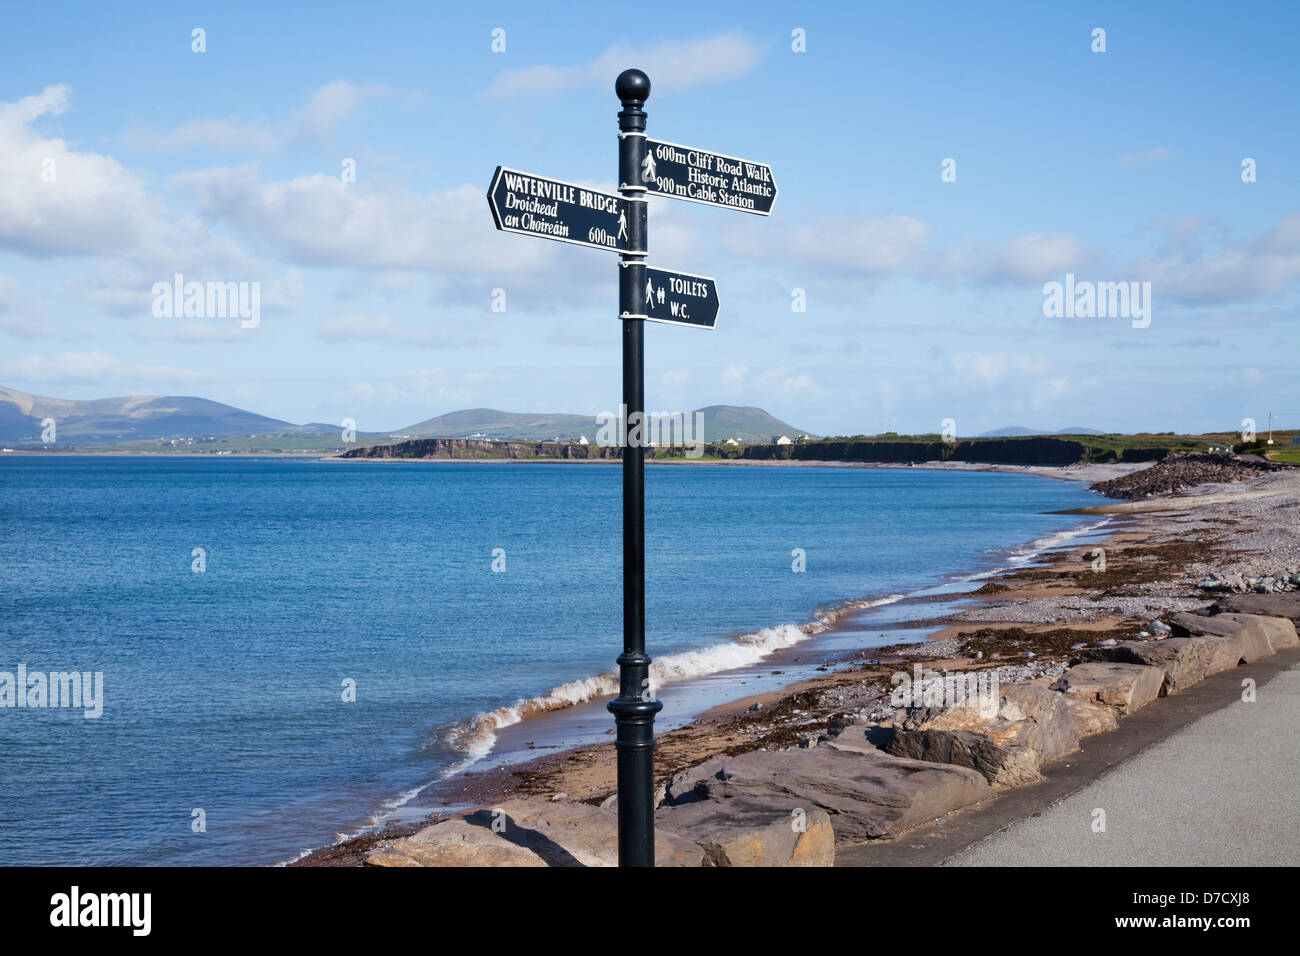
[642,139,777,215]
[486,68,773,867]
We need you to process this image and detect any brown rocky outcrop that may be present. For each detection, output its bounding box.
[662,744,990,844]
[884,681,1080,787]
[1079,637,1219,696]
[367,800,703,868]
[1168,612,1279,661]
[653,797,836,867]
[1049,662,1164,715]
[1198,592,1300,625]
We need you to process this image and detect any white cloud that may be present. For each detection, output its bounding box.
[317,314,495,348]
[936,233,1097,284]
[725,212,1096,288]
[262,269,305,311]
[484,31,764,100]
[1118,147,1174,166]
[128,320,251,343]
[728,214,930,274]
[948,352,1052,388]
[0,275,46,337]
[1131,214,1300,304]
[120,81,390,153]
[120,118,278,154]
[76,263,303,319]
[1,349,204,386]
[173,166,550,276]
[294,81,387,141]
[720,364,748,394]
[324,367,497,420]
[753,367,818,397]
[0,85,160,256]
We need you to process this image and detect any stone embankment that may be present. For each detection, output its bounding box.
[365,591,1299,867]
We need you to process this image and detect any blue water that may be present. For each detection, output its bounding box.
[0,457,1105,865]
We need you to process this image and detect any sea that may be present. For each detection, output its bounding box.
[0,456,1111,865]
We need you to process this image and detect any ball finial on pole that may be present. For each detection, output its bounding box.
[615,68,651,105]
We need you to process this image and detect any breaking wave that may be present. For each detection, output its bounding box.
[442,592,906,766]
[964,517,1114,580]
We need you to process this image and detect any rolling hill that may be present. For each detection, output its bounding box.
[0,385,341,443]
[401,405,814,443]
[400,408,600,442]
[0,386,813,446]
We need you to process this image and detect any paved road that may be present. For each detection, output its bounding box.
[948,661,1300,866]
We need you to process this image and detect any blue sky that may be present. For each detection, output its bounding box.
[1,0,1297,436]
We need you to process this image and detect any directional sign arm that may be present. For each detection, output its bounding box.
[487,166,631,252]
[641,139,776,215]
[643,266,719,329]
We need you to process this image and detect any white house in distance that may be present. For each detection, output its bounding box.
[578,435,589,445]
[774,435,793,446]
[723,437,740,446]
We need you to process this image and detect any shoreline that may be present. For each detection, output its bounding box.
[295,462,1300,866]
[2,449,1147,487]
[289,478,1120,865]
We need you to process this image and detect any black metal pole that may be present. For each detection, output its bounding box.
[609,68,661,868]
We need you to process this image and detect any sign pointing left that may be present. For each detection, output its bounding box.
[487,166,631,253]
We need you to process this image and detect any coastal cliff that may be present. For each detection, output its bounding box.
[338,434,1177,466]
[339,437,619,460]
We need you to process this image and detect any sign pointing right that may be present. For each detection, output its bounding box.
[642,138,776,215]
[642,266,719,329]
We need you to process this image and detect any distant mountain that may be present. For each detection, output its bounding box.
[0,386,813,446]
[400,408,599,442]
[690,405,813,443]
[400,405,814,444]
[979,425,1106,438]
[0,385,341,443]
[978,426,1042,437]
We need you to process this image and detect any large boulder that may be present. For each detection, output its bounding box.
[1049,662,1164,716]
[1202,613,1298,651]
[885,680,1080,787]
[1062,695,1120,736]
[656,796,835,866]
[664,744,990,844]
[369,817,549,867]
[1079,637,1217,695]
[368,800,704,868]
[1168,612,1278,661]
[1199,592,1300,626]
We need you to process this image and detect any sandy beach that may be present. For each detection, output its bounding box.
[296,456,1300,866]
